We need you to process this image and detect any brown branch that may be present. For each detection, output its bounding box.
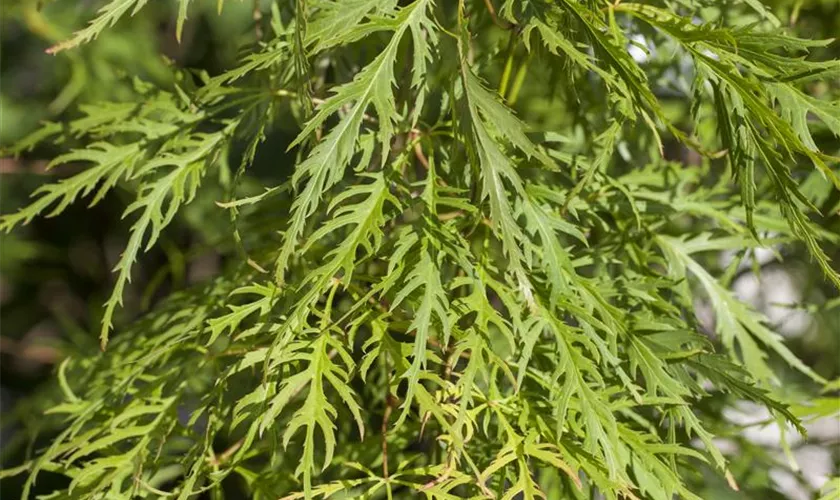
[207,438,244,467]
[482,0,516,30]
[410,129,431,171]
[0,336,61,365]
[0,158,50,175]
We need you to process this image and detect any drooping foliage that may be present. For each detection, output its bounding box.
[1,0,839,498]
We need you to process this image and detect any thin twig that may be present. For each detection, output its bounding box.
[381,391,396,479]
[481,0,516,29]
[438,210,464,221]
[252,0,263,41]
[412,134,430,171]
[0,336,61,364]
[207,438,245,467]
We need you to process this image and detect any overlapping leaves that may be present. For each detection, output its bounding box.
[2,0,838,499]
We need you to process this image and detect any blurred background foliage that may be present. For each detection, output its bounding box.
[0,0,838,498]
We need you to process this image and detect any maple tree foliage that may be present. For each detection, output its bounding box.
[1,0,839,498]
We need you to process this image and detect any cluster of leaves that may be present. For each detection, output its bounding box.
[1,0,839,498]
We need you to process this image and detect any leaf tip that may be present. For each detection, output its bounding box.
[725,469,739,491]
